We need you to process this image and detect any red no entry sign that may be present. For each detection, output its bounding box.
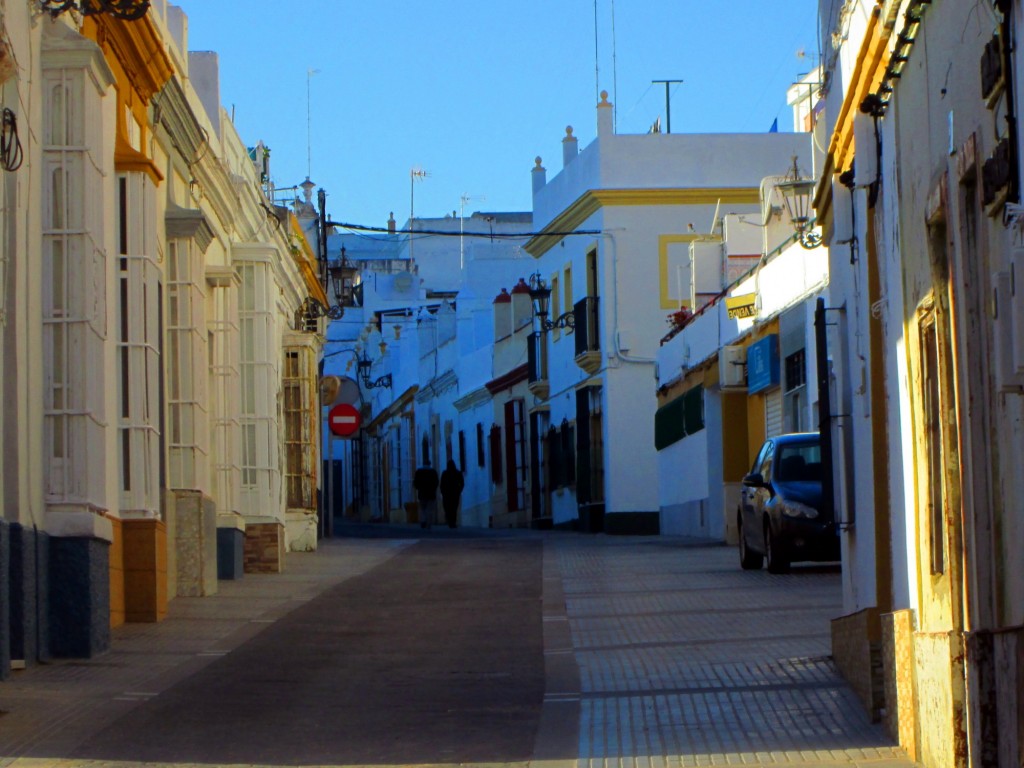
[328,403,361,437]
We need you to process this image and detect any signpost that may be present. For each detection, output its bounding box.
[328,403,361,437]
[321,378,362,539]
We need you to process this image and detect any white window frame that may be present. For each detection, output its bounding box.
[237,259,280,511]
[42,64,108,511]
[167,238,209,492]
[209,281,241,518]
[117,172,161,518]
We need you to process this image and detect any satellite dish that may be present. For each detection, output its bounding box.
[336,376,362,406]
[394,272,414,291]
[320,375,362,407]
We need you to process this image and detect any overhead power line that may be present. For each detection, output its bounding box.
[325,220,602,239]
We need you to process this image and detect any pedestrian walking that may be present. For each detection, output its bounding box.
[440,459,465,529]
[413,459,439,529]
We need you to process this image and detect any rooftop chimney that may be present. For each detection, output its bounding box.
[532,157,546,195]
[388,211,396,234]
[562,126,578,168]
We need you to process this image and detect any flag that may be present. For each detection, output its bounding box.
[768,118,779,133]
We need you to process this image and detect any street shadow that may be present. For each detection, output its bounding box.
[54,539,547,767]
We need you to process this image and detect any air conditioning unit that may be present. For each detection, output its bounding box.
[719,345,747,390]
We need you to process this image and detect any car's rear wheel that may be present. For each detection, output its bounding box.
[739,513,763,570]
[764,519,790,574]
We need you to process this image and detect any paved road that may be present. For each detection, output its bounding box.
[0,526,917,768]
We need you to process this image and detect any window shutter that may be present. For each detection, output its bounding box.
[489,425,503,484]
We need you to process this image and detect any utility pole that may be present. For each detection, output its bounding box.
[410,168,428,266]
[652,79,684,133]
[459,194,484,271]
[306,68,319,178]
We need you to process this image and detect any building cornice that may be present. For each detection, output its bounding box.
[115,133,164,183]
[41,23,116,95]
[416,369,459,403]
[166,204,214,253]
[282,330,322,350]
[288,213,328,305]
[151,78,236,232]
[205,264,239,288]
[454,386,492,412]
[365,386,419,432]
[85,12,174,105]
[526,187,760,258]
[815,6,887,216]
[486,364,529,394]
[153,78,205,163]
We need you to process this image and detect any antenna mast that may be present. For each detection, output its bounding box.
[651,79,684,134]
[306,68,320,177]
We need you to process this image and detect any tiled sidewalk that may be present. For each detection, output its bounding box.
[548,536,917,768]
[0,530,918,768]
[0,538,410,768]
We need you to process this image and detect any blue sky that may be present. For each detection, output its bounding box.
[173,1,821,229]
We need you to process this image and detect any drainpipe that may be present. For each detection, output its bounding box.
[603,230,656,364]
[814,297,836,525]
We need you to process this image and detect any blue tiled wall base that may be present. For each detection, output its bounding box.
[217,528,245,580]
[49,537,109,658]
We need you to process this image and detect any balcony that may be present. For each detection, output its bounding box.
[527,331,549,399]
[573,296,600,374]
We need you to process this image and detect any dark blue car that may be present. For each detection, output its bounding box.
[738,432,840,573]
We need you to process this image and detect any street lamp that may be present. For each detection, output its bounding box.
[328,245,359,309]
[775,156,822,249]
[301,187,353,324]
[528,271,574,332]
[356,348,392,390]
[40,0,149,19]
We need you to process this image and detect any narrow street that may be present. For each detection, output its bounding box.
[0,528,915,768]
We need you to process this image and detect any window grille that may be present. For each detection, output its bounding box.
[42,64,107,509]
[283,345,317,510]
[167,239,209,492]
[237,261,280,510]
[783,348,807,432]
[504,400,526,511]
[117,173,162,516]
[209,284,241,518]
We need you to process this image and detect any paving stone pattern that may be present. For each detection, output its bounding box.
[552,537,916,767]
[0,529,918,768]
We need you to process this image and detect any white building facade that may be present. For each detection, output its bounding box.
[527,93,811,533]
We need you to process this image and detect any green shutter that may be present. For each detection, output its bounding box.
[655,395,686,450]
[684,385,704,435]
[655,386,704,451]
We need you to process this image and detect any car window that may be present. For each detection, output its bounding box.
[759,441,775,481]
[774,442,822,481]
[751,441,770,475]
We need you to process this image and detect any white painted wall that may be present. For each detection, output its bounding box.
[656,230,829,541]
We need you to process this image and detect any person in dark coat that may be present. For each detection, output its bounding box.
[413,460,439,528]
[440,459,465,529]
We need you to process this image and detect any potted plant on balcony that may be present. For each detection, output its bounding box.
[667,306,693,331]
